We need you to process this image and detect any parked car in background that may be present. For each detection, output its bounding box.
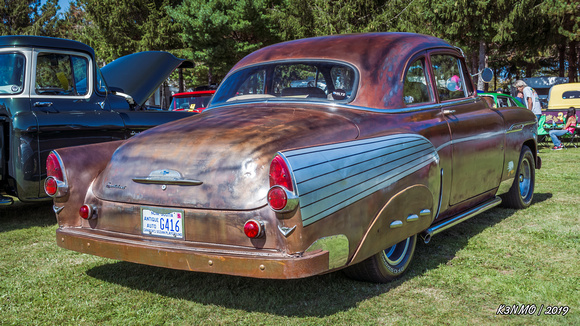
[544,83,580,123]
[536,83,580,143]
[48,33,540,283]
[479,92,526,109]
[169,90,215,113]
[0,35,194,205]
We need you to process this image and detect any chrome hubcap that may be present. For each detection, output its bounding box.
[383,237,410,265]
[519,158,531,198]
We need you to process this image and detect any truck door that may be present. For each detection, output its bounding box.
[31,50,125,199]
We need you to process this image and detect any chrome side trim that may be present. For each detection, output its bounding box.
[280,133,439,226]
[506,120,536,133]
[423,196,502,240]
[390,220,403,228]
[406,214,419,222]
[305,234,349,269]
[435,130,505,152]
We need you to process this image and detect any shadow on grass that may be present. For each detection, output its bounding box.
[0,200,55,233]
[86,204,521,317]
[532,192,552,205]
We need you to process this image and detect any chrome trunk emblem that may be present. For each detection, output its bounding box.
[132,169,203,186]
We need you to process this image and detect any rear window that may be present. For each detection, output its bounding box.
[211,61,357,106]
[0,53,25,95]
[562,91,580,99]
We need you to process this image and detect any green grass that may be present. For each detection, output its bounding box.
[1,147,579,325]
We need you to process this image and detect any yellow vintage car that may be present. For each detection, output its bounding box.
[546,83,580,122]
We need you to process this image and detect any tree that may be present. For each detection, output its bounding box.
[74,0,185,63]
[169,0,282,85]
[0,0,60,36]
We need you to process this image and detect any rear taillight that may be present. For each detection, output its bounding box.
[267,155,298,212]
[269,155,293,191]
[79,204,95,219]
[46,152,63,181]
[44,177,58,196]
[268,186,287,211]
[244,219,263,238]
[44,152,68,197]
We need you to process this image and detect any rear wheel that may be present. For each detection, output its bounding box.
[343,234,417,283]
[501,145,535,209]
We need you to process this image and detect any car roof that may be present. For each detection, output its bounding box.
[229,32,458,109]
[548,83,580,110]
[0,35,94,56]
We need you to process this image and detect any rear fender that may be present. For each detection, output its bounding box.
[348,184,435,265]
[52,140,125,227]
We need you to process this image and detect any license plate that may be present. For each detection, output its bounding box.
[141,207,184,239]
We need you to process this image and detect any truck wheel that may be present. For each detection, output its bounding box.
[343,235,417,283]
[501,145,535,209]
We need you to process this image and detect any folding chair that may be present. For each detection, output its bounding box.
[562,126,578,149]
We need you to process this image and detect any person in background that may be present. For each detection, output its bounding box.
[514,80,541,120]
[495,88,503,94]
[549,107,577,150]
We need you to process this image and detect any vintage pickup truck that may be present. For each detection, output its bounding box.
[0,36,193,205]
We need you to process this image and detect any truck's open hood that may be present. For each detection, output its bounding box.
[101,51,194,106]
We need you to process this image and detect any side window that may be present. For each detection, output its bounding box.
[403,59,431,105]
[35,53,88,96]
[430,55,466,101]
[497,96,508,107]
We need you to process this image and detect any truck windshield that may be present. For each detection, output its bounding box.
[0,53,25,95]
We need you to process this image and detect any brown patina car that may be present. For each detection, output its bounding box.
[47,33,540,283]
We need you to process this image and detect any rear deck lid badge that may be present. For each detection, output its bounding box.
[132,169,203,186]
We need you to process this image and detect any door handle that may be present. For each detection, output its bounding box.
[33,102,53,107]
[443,109,456,115]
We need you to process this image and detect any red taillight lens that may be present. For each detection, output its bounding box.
[244,220,262,238]
[79,205,92,219]
[268,187,288,211]
[269,155,293,191]
[45,177,58,196]
[47,152,63,181]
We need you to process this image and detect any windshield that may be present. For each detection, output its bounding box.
[170,94,213,111]
[0,53,25,95]
[211,61,357,106]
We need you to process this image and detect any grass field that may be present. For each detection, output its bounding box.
[1,147,578,325]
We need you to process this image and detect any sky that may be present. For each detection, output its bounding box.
[57,0,72,14]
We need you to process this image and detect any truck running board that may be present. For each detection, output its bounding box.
[421,196,502,244]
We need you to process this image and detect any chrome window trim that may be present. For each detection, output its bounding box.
[0,48,31,99]
[29,48,93,100]
[209,59,360,107]
[209,96,480,114]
